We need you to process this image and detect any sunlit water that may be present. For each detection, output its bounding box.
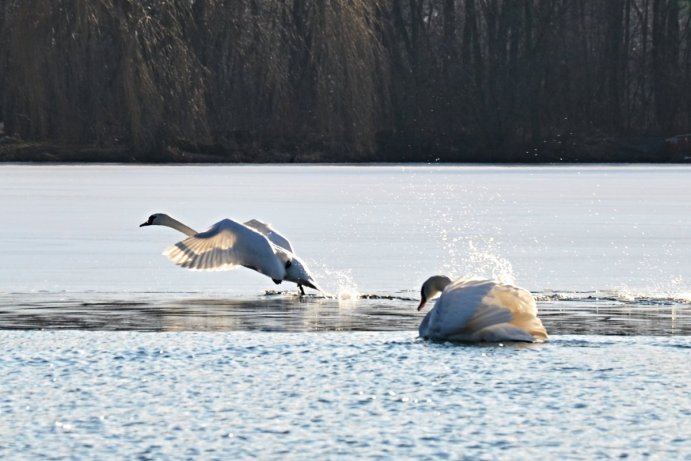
[1,164,690,459]
[2,331,690,460]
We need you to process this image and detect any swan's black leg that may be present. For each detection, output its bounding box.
[272,279,282,285]
[298,284,305,296]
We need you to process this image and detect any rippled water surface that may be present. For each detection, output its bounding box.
[1,164,690,459]
[2,331,691,460]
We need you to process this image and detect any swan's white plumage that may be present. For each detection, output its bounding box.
[243,219,294,253]
[163,218,286,280]
[418,277,548,343]
[141,213,321,292]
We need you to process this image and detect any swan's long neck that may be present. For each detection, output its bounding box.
[426,275,453,299]
[433,275,452,291]
[159,215,197,236]
[418,275,453,311]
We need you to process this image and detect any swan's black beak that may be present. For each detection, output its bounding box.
[140,214,157,227]
[417,297,427,311]
[301,280,320,291]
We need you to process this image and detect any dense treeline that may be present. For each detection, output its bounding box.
[1,0,690,162]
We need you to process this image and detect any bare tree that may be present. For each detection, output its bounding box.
[1,0,690,161]
[1,0,208,153]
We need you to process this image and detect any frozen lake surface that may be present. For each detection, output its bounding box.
[1,164,689,296]
[0,164,688,332]
[1,164,690,459]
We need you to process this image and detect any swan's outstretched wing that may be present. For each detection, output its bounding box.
[163,219,286,280]
[243,219,294,253]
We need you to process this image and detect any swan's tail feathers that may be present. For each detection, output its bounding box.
[458,310,547,343]
[447,304,547,343]
[511,311,549,342]
[466,309,548,342]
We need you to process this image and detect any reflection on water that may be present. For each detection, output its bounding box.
[0,291,689,335]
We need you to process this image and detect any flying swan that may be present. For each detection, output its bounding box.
[417,275,548,342]
[140,213,321,294]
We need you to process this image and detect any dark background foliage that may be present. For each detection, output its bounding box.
[1,0,690,162]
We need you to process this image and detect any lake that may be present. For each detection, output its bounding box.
[0,164,690,459]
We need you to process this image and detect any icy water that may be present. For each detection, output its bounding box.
[2,331,690,460]
[1,164,690,459]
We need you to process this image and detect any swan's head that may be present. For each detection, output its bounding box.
[140,213,169,227]
[284,256,321,292]
[417,275,452,311]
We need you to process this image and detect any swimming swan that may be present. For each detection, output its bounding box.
[417,276,548,342]
[140,213,321,294]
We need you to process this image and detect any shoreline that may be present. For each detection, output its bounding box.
[0,136,688,164]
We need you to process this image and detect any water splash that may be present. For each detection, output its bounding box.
[461,240,516,285]
[311,264,360,303]
[611,276,691,305]
[405,176,518,284]
[533,287,691,306]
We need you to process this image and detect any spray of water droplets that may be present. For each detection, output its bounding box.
[311,263,360,303]
[405,172,518,284]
